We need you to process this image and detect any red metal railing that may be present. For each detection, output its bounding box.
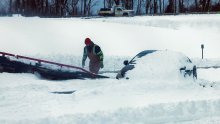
[0,52,15,57]
[0,51,95,75]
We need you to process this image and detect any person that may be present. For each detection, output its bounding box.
[82,38,104,74]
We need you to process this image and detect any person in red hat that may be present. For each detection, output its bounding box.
[82,38,104,74]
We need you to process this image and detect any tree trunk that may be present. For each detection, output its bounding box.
[131,0,133,9]
[146,0,150,14]
[72,0,80,16]
[166,0,174,13]
[159,0,162,14]
[163,0,165,13]
[84,0,86,15]
[174,0,176,13]
[195,0,198,11]
[179,0,184,13]
[205,0,211,11]
[45,0,49,16]
[136,0,142,15]
[114,0,120,5]
[154,0,157,14]
[87,0,92,16]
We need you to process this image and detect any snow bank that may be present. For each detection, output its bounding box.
[192,58,220,83]
[1,98,220,124]
[193,58,220,68]
[59,99,220,124]
[90,14,220,31]
[198,68,220,82]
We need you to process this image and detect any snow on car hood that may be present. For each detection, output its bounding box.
[126,50,194,81]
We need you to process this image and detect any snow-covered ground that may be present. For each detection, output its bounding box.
[0,14,220,123]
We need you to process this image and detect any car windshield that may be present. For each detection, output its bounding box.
[129,50,157,64]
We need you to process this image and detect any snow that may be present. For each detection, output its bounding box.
[1,14,220,58]
[125,50,194,81]
[0,14,220,123]
[193,58,220,68]
[198,68,220,82]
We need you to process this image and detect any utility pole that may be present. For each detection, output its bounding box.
[201,44,204,59]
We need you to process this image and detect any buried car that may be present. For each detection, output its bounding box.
[116,50,197,80]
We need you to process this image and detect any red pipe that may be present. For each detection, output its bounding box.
[16,55,94,75]
[0,52,15,57]
[0,51,95,75]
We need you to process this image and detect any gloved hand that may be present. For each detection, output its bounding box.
[82,61,85,68]
[100,61,104,68]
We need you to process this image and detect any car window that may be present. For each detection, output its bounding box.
[136,50,157,58]
[117,8,122,11]
[118,50,157,79]
[129,50,157,64]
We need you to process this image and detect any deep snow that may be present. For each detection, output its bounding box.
[0,14,220,123]
[0,14,220,58]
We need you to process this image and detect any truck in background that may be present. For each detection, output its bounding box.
[98,5,134,17]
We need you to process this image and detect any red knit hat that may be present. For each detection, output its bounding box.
[85,38,92,45]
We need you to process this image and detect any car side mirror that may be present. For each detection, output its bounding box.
[123,60,129,66]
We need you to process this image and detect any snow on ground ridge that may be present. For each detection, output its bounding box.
[88,14,220,30]
[1,99,220,124]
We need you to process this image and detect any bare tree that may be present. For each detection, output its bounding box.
[83,0,86,15]
[146,0,151,14]
[124,0,133,9]
[201,0,211,11]
[80,0,83,15]
[166,0,174,13]
[159,0,162,14]
[9,0,12,14]
[86,0,92,15]
[5,0,220,17]
[106,0,115,8]
[163,0,165,13]
[195,0,198,10]
[114,0,120,5]
[153,0,157,14]
[83,0,98,16]
[174,0,176,13]
[71,0,80,15]
[136,0,143,15]
[179,0,185,13]
[15,0,20,13]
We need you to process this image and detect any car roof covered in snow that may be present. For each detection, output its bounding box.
[124,50,195,80]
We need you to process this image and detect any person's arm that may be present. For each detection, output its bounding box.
[82,47,87,67]
[95,46,104,68]
[95,46,103,61]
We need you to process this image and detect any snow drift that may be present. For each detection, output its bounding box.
[0,14,220,123]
